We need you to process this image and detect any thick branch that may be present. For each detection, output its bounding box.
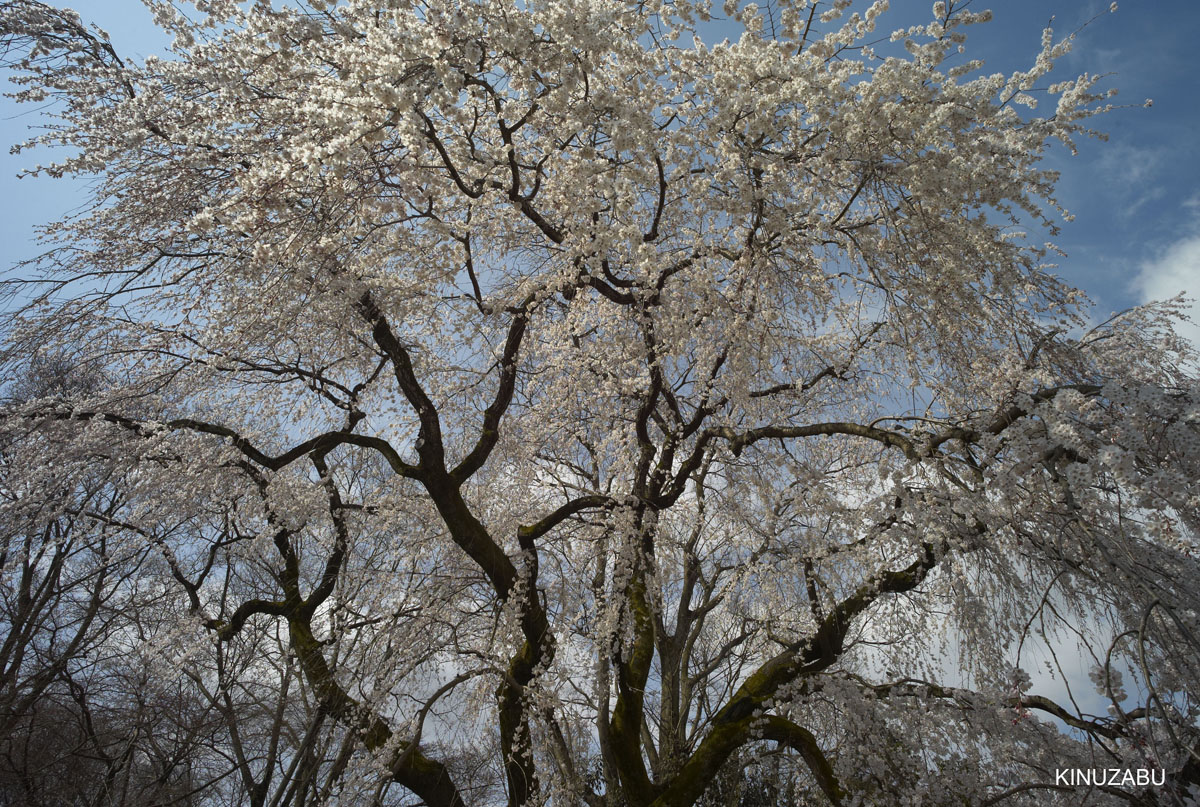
[31,408,418,475]
[451,304,531,484]
[209,598,293,642]
[759,716,843,806]
[650,545,937,807]
[661,420,918,506]
[288,618,468,807]
[867,677,1146,743]
[356,290,445,468]
[300,453,350,620]
[517,495,614,544]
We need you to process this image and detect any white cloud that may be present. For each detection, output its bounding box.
[1134,227,1200,352]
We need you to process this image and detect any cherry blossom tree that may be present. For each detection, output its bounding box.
[1,0,1198,805]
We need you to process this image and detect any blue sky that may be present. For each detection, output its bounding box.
[1,0,1197,343]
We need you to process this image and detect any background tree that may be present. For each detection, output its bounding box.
[1,1,1198,806]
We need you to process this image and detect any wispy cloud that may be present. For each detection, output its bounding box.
[1093,143,1166,217]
